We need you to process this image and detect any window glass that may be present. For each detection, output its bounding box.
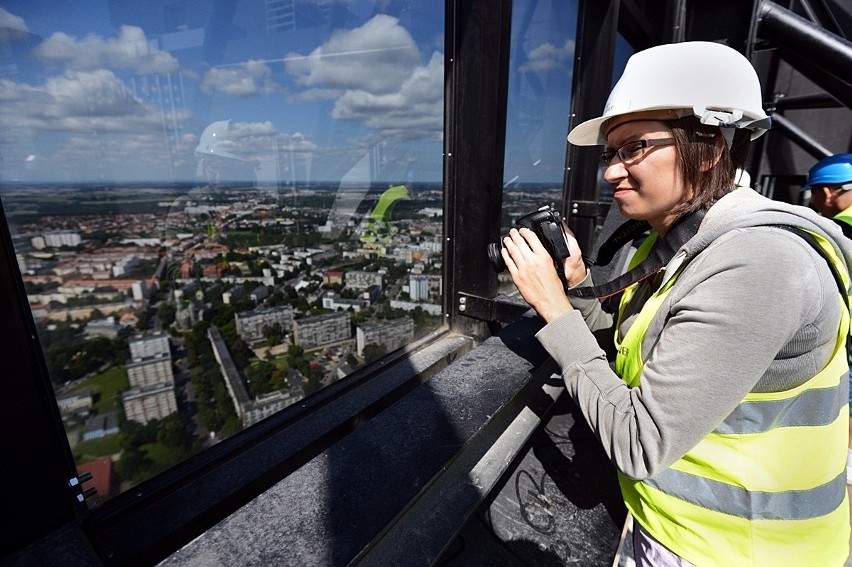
[499,0,577,292]
[595,34,634,208]
[0,0,444,505]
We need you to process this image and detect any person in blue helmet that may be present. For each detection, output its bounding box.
[804,152,852,486]
[805,153,852,238]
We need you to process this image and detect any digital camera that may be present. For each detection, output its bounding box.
[487,205,571,274]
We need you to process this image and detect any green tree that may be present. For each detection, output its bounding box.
[157,413,193,450]
[262,323,284,347]
[219,321,252,368]
[245,361,276,397]
[287,344,305,368]
[220,416,243,438]
[362,343,387,364]
[157,302,177,328]
[114,446,155,484]
[121,419,159,448]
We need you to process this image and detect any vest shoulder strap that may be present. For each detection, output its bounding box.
[775,225,851,354]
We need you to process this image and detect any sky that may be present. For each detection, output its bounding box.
[0,0,581,187]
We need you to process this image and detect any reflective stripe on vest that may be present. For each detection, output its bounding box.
[643,468,846,521]
[615,228,851,567]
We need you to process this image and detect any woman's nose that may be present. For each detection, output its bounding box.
[602,160,627,184]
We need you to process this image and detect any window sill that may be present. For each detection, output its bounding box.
[158,314,622,566]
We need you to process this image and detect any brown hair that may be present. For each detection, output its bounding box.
[666,116,751,218]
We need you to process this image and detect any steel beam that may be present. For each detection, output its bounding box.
[759,0,852,108]
[767,113,834,159]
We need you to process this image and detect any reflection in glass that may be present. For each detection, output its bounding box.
[0,0,444,505]
[498,0,577,292]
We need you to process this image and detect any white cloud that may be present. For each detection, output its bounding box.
[0,7,28,33]
[332,51,443,136]
[285,14,420,94]
[44,70,145,118]
[519,39,574,73]
[285,16,443,137]
[35,25,179,75]
[0,70,185,136]
[287,87,343,103]
[200,60,278,97]
[195,120,318,160]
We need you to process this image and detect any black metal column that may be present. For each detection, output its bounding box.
[563,0,620,253]
[443,0,513,337]
[0,197,85,556]
[769,113,834,159]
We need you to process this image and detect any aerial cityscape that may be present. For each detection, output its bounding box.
[2,179,457,504]
[0,0,573,508]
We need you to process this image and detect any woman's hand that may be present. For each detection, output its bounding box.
[559,220,588,288]
[500,225,580,323]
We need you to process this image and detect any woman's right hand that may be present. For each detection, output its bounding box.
[501,227,574,323]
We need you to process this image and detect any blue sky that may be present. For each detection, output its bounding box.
[0,1,581,187]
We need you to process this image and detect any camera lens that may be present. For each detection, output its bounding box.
[487,241,507,272]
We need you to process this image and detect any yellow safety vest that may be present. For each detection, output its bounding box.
[614,228,851,566]
[834,206,852,233]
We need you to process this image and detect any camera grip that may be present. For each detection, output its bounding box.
[544,221,570,260]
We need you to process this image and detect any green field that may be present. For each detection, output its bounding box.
[67,366,129,461]
[74,434,122,462]
[79,366,130,414]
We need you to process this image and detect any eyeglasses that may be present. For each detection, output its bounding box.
[598,138,675,168]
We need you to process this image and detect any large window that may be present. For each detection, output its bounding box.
[0,0,444,505]
[503,0,576,194]
[495,0,576,292]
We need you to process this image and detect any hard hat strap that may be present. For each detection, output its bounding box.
[720,127,735,150]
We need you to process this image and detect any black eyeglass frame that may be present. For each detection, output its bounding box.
[598,138,676,168]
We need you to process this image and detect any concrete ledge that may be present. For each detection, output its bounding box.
[160,314,622,566]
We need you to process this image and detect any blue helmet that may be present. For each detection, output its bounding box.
[805,153,852,188]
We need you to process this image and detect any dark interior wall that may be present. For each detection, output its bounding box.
[750,0,852,203]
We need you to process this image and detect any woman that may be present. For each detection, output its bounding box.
[501,41,852,566]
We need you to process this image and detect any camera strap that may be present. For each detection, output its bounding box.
[567,209,705,300]
[587,218,651,268]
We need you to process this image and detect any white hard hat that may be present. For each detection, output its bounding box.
[568,41,771,146]
[195,120,247,162]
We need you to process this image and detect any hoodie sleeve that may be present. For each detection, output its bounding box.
[565,270,615,333]
[536,227,841,479]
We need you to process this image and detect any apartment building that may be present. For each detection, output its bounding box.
[356,318,414,357]
[235,306,295,343]
[126,353,174,388]
[121,383,178,426]
[292,312,351,350]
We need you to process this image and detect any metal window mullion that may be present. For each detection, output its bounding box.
[562,0,620,254]
[443,0,513,338]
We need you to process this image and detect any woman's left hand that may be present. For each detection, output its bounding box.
[501,227,575,323]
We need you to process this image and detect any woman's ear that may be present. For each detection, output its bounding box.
[699,137,725,172]
[823,186,839,207]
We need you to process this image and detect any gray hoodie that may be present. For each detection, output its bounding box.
[536,188,852,480]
